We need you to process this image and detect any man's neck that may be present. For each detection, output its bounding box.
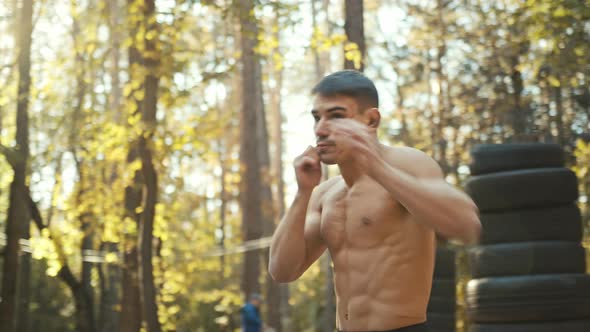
[338,161,363,187]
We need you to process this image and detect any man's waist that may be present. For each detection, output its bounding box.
[337,321,428,332]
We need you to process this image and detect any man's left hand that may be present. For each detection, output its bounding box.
[330,118,381,171]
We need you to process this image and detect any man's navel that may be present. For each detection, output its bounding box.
[361,217,372,226]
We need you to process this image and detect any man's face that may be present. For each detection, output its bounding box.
[311,94,367,165]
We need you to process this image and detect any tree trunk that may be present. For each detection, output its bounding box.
[17,198,31,332]
[311,0,325,79]
[68,7,97,329]
[0,0,33,331]
[80,233,95,331]
[119,1,144,330]
[510,55,526,139]
[237,0,263,299]
[120,241,141,332]
[98,242,120,332]
[218,135,227,281]
[75,167,97,332]
[554,81,565,146]
[108,0,122,120]
[433,0,449,174]
[255,8,285,332]
[99,2,122,331]
[58,265,98,332]
[137,1,162,331]
[344,0,365,71]
[28,191,97,332]
[268,8,290,332]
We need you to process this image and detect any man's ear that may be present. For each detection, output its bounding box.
[366,108,381,128]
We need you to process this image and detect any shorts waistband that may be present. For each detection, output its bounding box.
[338,321,428,332]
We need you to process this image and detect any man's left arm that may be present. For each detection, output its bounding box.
[331,119,481,244]
[370,149,481,244]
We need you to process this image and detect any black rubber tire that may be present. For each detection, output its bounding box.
[431,279,456,298]
[427,312,455,330]
[428,296,456,314]
[478,204,583,244]
[434,247,456,278]
[465,168,578,212]
[466,274,590,323]
[468,241,587,278]
[469,143,564,175]
[469,319,590,332]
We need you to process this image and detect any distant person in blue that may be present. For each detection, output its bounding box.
[241,293,262,332]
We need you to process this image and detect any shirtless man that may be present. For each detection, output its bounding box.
[268,70,481,332]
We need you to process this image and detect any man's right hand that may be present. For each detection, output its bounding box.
[293,146,322,192]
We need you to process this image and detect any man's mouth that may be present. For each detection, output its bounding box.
[316,142,335,154]
[316,141,335,148]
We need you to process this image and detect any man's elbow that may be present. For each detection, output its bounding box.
[461,208,481,245]
[466,217,482,245]
[268,259,300,283]
[441,205,481,245]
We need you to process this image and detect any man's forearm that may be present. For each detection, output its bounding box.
[268,190,312,281]
[370,159,481,244]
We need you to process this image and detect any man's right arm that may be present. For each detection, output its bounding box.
[268,184,327,283]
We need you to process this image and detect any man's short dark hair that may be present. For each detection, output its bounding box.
[311,70,379,109]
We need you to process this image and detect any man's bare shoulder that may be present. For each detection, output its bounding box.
[306,175,342,212]
[315,175,343,193]
[381,145,443,179]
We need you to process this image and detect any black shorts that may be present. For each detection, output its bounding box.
[338,322,429,332]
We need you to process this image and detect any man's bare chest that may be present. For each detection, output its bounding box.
[319,179,407,250]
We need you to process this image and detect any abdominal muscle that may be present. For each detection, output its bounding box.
[321,178,436,332]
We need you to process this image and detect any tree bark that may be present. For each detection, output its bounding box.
[510,55,525,139]
[257,8,286,332]
[554,80,565,146]
[67,6,98,329]
[99,2,122,331]
[218,134,227,281]
[433,0,449,174]
[137,1,162,331]
[119,1,144,330]
[0,0,33,331]
[27,189,97,332]
[98,242,120,332]
[58,265,97,332]
[311,0,325,79]
[344,0,365,71]
[237,0,263,299]
[108,0,123,120]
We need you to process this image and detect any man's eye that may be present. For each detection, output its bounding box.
[313,116,320,122]
[332,113,344,118]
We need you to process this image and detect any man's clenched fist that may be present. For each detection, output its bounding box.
[294,146,322,192]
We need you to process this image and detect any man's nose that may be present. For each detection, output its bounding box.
[315,118,330,138]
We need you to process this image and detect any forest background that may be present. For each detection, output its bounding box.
[0,0,589,332]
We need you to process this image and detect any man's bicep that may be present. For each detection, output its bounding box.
[399,147,444,180]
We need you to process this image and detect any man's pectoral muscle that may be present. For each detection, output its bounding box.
[320,176,435,332]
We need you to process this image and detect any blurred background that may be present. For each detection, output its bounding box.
[0,0,588,331]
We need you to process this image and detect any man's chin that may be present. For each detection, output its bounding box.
[319,156,338,165]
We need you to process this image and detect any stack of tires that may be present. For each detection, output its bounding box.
[428,246,457,332]
[464,143,590,332]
